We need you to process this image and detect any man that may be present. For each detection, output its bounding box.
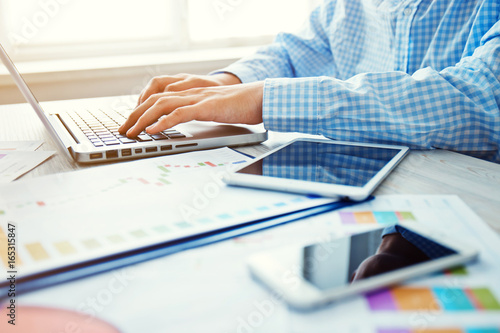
[120,0,500,163]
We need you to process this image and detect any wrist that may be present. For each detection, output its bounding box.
[212,72,242,86]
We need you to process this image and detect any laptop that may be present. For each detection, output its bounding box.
[0,43,267,164]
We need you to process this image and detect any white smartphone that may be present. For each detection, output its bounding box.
[223,138,409,200]
[247,222,479,310]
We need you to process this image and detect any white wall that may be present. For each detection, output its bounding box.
[0,48,251,105]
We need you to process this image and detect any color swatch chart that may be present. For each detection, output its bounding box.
[0,195,321,270]
[367,286,500,312]
[378,328,500,333]
[339,210,416,225]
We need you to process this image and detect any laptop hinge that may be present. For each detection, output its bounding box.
[54,113,80,144]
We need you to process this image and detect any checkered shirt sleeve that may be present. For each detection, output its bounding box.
[382,225,456,259]
[217,0,500,163]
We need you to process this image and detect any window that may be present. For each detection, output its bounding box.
[0,0,319,62]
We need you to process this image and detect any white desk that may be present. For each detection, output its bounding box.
[2,102,500,332]
[2,102,499,232]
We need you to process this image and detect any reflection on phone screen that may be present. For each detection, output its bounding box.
[301,226,456,291]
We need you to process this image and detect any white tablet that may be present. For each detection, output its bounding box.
[224,138,409,200]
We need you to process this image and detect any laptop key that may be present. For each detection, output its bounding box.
[137,135,153,142]
[104,140,120,146]
[119,138,136,144]
[162,129,178,134]
[168,133,186,139]
[102,137,119,142]
[150,134,169,140]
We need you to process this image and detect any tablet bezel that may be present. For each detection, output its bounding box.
[224,138,409,200]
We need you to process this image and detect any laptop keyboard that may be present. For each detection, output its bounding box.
[67,108,186,147]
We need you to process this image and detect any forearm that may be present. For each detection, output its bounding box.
[210,72,242,85]
[263,63,500,161]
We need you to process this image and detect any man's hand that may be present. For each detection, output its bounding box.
[136,73,242,106]
[119,80,264,138]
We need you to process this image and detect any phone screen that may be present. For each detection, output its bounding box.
[299,226,456,291]
[235,140,402,187]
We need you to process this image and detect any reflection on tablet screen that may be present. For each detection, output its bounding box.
[236,141,401,187]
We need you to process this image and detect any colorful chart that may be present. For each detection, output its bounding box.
[10,195,311,265]
[378,328,500,333]
[444,266,468,275]
[367,287,500,312]
[162,159,247,169]
[339,211,416,225]
[8,154,246,212]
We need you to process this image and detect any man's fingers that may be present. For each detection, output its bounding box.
[120,81,263,137]
[137,81,160,105]
[138,76,184,105]
[119,94,161,134]
[126,96,195,137]
[166,77,214,92]
[146,106,199,134]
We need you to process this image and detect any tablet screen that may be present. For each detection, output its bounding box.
[235,140,402,187]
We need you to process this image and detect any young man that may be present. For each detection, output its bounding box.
[120,0,500,163]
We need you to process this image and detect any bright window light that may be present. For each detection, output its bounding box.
[0,0,318,60]
[3,0,174,45]
[187,0,313,41]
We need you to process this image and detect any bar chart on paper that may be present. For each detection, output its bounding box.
[366,286,500,312]
[338,210,416,225]
[0,148,338,279]
[377,328,500,333]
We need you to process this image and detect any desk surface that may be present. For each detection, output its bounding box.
[2,102,500,332]
[2,102,500,233]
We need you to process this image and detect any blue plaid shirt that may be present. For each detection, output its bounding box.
[382,225,456,259]
[219,0,500,162]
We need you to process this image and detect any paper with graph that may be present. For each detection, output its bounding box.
[278,195,500,332]
[45,194,497,333]
[151,195,499,332]
[0,147,338,279]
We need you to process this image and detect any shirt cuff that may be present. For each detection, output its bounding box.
[262,77,320,134]
[381,225,399,237]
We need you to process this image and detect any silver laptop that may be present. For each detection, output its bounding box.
[0,43,267,164]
